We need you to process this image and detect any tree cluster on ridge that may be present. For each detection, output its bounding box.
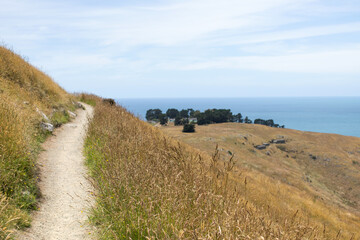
[146,108,284,128]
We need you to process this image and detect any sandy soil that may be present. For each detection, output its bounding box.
[18,104,94,240]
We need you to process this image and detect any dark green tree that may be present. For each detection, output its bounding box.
[182,123,195,132]
[174,116,182,126]
[232,113,243,123]
[146,109,162,121]
[203,109,232,123]
[254,119,275,127]
[159,114,168,125]
[244,116,252,124]
[166,108,179,118]
[197,113,209,125]
[181,118,189,125]
[188,108,195,117]
[193,110,201,118]
[265,119,274,127]
[146,109,153,121]
[254,119,265,125]
[180,109,189,118]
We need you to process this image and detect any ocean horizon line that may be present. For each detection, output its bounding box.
[115,96,360,100]
[115,97,360,138]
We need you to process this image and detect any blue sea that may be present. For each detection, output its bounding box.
[116,97,360,138]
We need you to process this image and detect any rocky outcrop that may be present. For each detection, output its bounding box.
[68,110,77,118]
[255,139,286,150]
[40,122,54,132]
[36,108,50,122]
[255,145,267,150]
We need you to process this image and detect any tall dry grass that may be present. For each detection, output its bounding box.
[160,123,360,239]
[0,46,69,107]
[77,93,97,106]
[0,96,37,210]
[0,46,76,235]
[84,95,334,239]
[0,194,29,239]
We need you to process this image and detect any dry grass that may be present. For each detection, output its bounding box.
[0,194,30,239]
[0,46,70,108]
[83,94,337,239]
[161,123,360,239]
[0,95,37,209]
[77,93,97,106]
[0,46,76,235]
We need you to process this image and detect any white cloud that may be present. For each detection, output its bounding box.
[0,0,321,46]
[160,47,360,74]
[1,0,360,97]
[211,22,360,46]
[2,0,359,50]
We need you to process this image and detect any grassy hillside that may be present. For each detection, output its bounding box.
[2,44,357,239]
[0,46,76,238]
[83,94,348,239]
[161,122,360,239]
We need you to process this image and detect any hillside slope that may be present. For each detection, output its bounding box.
[82,94,355,239]
[0,46,76,238]
[161,122,360,239]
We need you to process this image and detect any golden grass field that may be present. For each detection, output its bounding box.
[1,43,359,239]
[0,46,76,238]
[83,93,358,239]
[161,122,360,239]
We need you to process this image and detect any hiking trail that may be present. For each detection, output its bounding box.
[18,104,94,240]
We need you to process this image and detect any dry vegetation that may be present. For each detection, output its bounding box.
[1,43,357,239]
[83,94,345,239]
[0,46,76,238]
[161,122,360,239]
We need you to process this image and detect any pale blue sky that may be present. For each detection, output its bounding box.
[1,0,360,98]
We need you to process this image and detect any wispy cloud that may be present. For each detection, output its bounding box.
[1,0,360,97]
[167,48,360,73]
[0,0,332,46]
[210,22,360,46]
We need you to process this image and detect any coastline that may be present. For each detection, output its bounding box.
[117,97,360,138]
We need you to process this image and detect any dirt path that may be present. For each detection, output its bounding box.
[19,104,94,240]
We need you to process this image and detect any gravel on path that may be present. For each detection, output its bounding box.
[18,104,94,240]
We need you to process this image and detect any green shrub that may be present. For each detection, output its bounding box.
[182,123,195,133]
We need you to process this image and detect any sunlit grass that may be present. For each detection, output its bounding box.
[161,122,360,239]
[0,46,77,235]
[83,94,331,239]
